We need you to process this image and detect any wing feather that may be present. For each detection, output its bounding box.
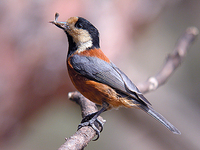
[70,55,151,105]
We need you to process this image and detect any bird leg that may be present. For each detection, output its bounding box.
[78,102,109,141]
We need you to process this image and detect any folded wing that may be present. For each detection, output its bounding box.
[70,54,151,106]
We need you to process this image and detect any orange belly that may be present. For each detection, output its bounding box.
[67,60,133,109]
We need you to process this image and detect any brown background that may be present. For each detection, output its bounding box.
[0,0,200,150]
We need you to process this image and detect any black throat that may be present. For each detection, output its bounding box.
[66,32,77,58]
[65,31,100,58]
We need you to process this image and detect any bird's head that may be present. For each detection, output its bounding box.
[50,13,100,54]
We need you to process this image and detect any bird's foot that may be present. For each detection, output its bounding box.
[78,112,104,141]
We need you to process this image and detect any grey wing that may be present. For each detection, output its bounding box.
[110,63,151,105]
[70,55,151,106]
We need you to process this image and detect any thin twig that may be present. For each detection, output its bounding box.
[137,27,199,93]
[57,27,198,150]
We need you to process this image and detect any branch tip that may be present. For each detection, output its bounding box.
[148,77,158,91]
[68,92,73,99]
[186,27,199,36]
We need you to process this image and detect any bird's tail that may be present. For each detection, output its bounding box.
[139,105,181,134]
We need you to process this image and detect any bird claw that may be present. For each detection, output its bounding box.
[78,113,104,141]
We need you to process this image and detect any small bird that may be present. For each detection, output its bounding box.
[50,13,181,140]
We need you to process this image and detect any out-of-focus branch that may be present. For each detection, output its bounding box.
[58,27,198,150]
[138,27,199,93]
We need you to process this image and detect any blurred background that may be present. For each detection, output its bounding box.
[0,0,200,149]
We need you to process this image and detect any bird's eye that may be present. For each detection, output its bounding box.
[76,22,83,29]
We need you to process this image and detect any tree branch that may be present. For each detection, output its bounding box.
[58,91,105,150]
[137,27,199,93]
[57,27,198,150]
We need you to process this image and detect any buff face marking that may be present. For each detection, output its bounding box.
[65,17,93,53]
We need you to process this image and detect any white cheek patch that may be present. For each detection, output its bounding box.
[77,40,93,53]
[67,27,93,53]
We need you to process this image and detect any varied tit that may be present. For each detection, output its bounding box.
[50,13,180,140]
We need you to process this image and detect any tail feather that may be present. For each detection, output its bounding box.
[139,105,181,134]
